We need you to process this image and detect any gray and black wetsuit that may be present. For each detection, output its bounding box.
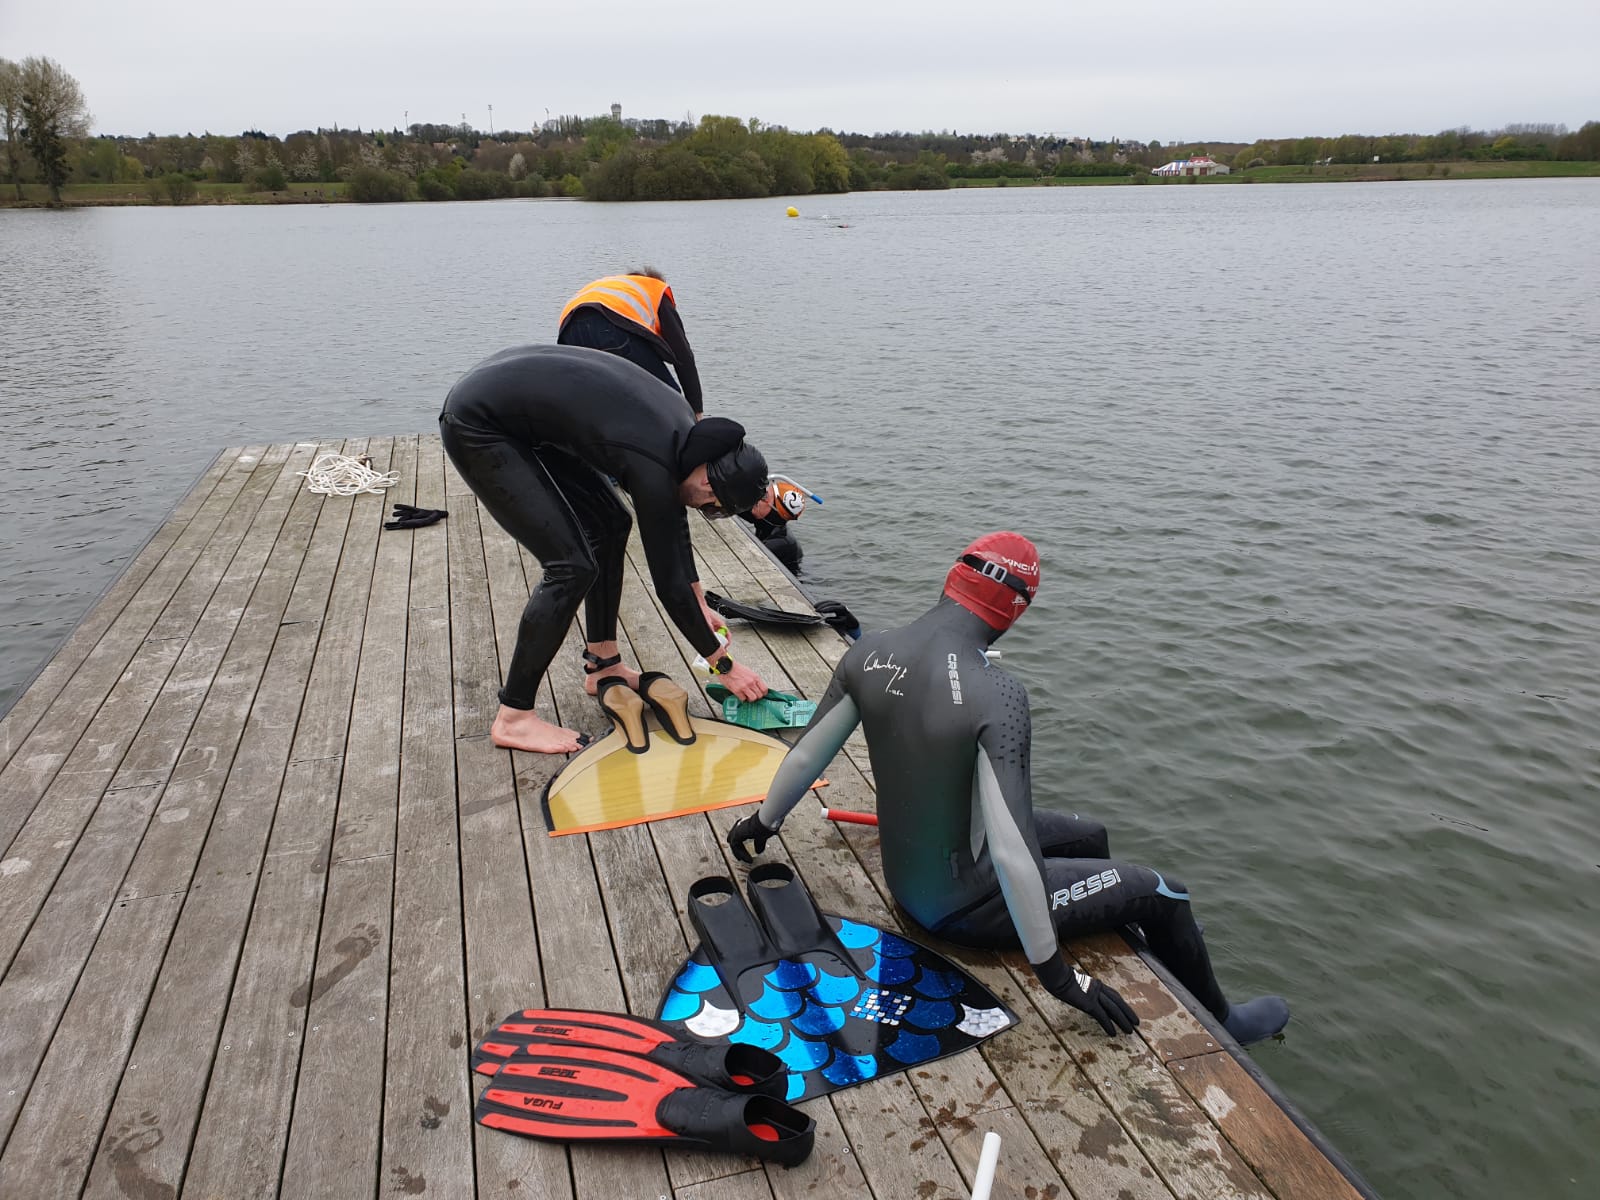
[439,345,725,708]
[756,598,1230,1018]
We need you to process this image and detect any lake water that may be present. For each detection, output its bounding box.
[3,181,1598,1199]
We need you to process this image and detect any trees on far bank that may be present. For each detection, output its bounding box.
[7,56,91,204]
[0,59,24,200]
[3,73,1599,207]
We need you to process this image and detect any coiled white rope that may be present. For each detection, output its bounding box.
[297,453,401,496]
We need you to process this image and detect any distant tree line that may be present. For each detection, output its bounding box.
[1227,124,1600,169]
[2,57,1596,205]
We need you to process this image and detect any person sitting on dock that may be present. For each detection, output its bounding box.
[557,269,705,418]
[440,345,770,754]
[728,532,1291,1044]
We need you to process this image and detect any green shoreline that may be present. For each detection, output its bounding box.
[3,160,1596,208]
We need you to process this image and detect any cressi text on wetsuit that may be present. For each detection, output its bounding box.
[439,345,724,708]
[747,600,1230,1019]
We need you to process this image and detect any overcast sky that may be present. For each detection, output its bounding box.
[4,0,1596,142]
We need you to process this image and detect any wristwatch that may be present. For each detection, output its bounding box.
[707,653,734,676]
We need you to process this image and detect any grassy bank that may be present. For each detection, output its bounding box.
[4,160,1596,207]
[1,180,347,206]
[1232,160,1600,183]
[949,160,1600,187]
[949,175,1137,187]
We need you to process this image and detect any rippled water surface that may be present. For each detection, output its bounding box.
[3,182,1598,1199]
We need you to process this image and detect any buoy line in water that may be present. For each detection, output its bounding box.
[297,452,401,495]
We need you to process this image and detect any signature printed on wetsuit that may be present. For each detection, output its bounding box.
[862,650,907,697]
[1050,868,1122,910]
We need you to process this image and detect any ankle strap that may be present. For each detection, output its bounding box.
[582,650,623,673]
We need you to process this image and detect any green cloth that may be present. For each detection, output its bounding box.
[704,684,817,730]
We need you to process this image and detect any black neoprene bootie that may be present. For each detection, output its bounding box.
[1222,995,1290,1044]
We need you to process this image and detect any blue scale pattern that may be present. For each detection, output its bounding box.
[885,1030,943,1064]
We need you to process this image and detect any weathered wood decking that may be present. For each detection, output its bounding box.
[0,436,1372,1200]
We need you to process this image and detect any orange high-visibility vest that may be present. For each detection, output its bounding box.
[559,274,674,336]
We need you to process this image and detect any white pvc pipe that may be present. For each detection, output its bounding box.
[969,1130,1002,1200]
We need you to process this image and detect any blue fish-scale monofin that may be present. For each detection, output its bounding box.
[884,1030,944,1064]
[821,1052,880,1087]
[905,997,957,1029]
[748,981,805,1020]
[728,1017,785,1050]
[766,958,819,990]
[792,1003,847,1036]
[911,966,969,999]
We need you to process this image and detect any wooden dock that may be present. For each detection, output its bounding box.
[0,436,1374,1200]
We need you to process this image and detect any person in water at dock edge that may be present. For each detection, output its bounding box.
[557,269,705,419]
[440,345,771,755]
[729,533,1291,1044]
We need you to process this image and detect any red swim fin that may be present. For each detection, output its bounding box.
[471,1007,786,1098]
[474,1042,814,1165]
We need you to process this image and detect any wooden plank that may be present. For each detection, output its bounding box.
[1017,970,1273,1200]
[380,435,476,1200]
[0,444,258,786]
[0,443,284,862]
[180,755,342,1198]
[961,956,1172,1200]
[277,854,394,1200]
[480,529,673,1200]
[457,736,573,1200]
[0,447,232,773]
[1074,931,1224,1064]
[76,616,320,1199]
[116,439,367,903]
[107,439,323,794]
[832,1073,974,1200]
[286,437,379,762]
[672,1170,775,1200]
[0,783,163,1148]
[0,444,350,1200]
[278,435,414,1200]
[328,434,417,864]
[80,621,326,1198]
[0,452,317,985]
[443,449,502,739]
[1170,1052,1365,1200]
[933,1103,1078,1200]
[444,455,572,1199]
[0,890,184,1199]
[0,636,185,974]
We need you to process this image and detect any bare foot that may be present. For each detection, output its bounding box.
[491,707,585,754]
[583,662,641,696]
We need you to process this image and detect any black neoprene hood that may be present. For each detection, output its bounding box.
[707,442,770,514]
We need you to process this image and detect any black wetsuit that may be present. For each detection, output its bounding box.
[753,599,1230,1018]
[558,292,703,415]
[439,345,724,708]
[738,509,802,571]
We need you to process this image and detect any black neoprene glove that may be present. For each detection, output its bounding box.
[727,812,778,863]
[1035,953,1140,1037]
[385,504,448,530]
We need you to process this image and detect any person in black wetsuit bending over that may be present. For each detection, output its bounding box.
[728,532,1290,1044]
[440,345,771,755]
